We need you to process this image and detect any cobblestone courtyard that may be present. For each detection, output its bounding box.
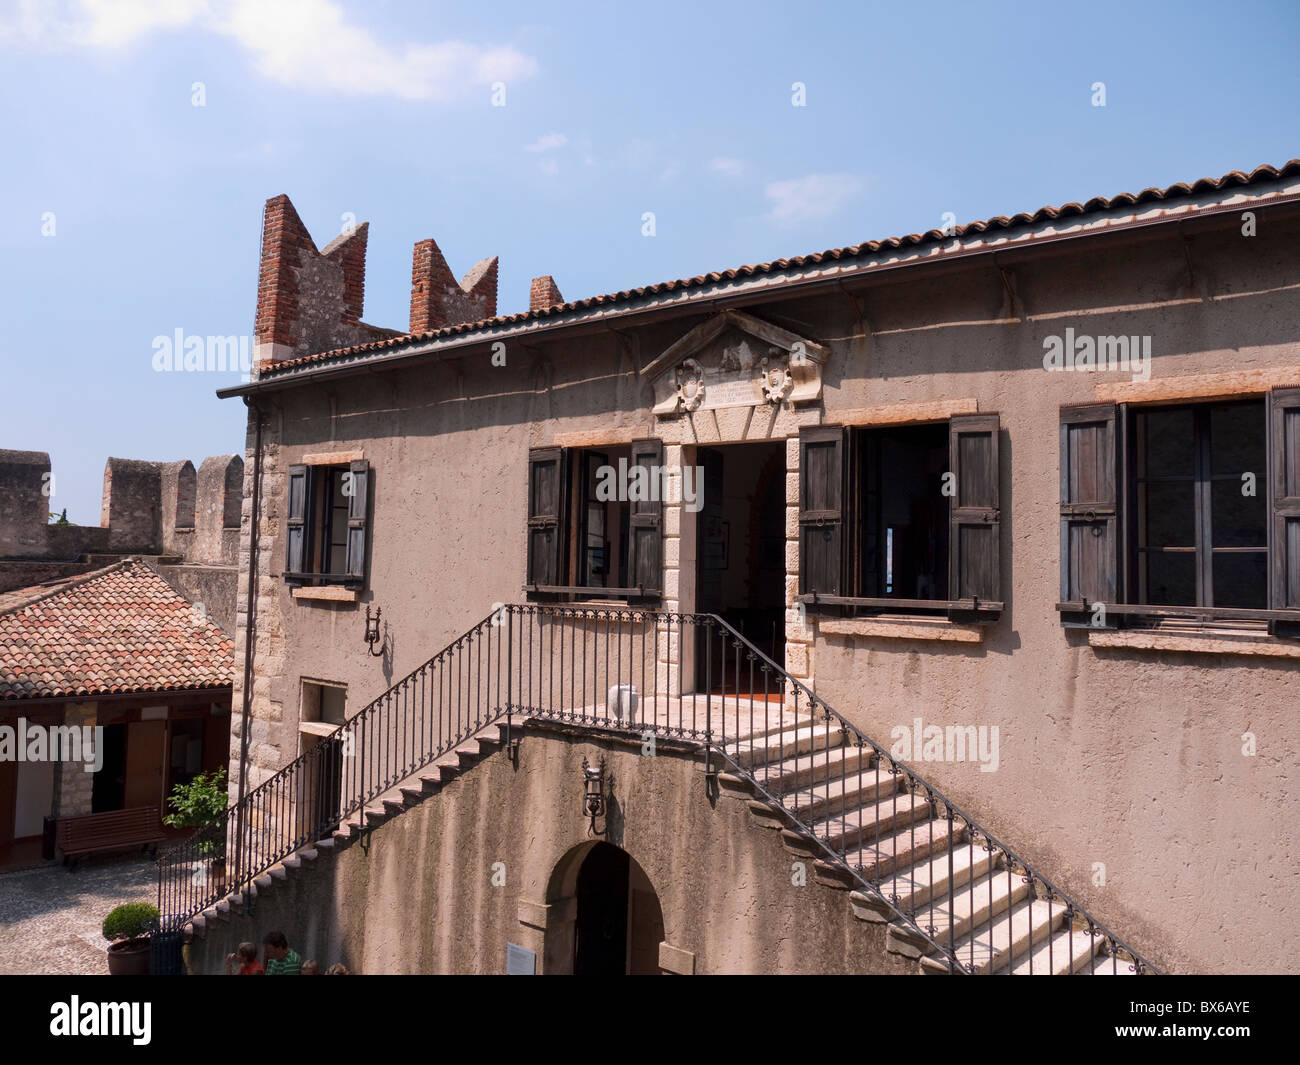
[0,856,156,975]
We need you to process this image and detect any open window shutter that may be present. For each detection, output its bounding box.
[345,460,370,580]
[949,414,1001,604]
[628,438,664,593]
[526,447,566,588]
[1059,405,1119,612]
[799,426,846,596]
[1269,389,1300,629]
[285,464,309,578]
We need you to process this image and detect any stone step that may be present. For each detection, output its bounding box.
[381,798,405,816]
[888,869,1031,957]
[1001,924,1105,975]
[268,865,288,881]
[282,855,302,871]
[781,792,932,857]
[834,816,966,882]
[777,768,904,822]
[851,841,1001,922]
[363,805,388,826]
[730,725,846,770]
[918,898,1064,974]
[399,786,425,804]
[753,744,873,793]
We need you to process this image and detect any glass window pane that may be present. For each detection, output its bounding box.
[1138,408,1194,478]
[1140,551,1197,606]
[1139,481,1195,549]
[1213,552,1268,609]
[1211,479,1267,547]
[1210,401,1266,477]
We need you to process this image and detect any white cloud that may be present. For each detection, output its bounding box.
[708,156,744,177]
[538,157,559,176]
[0,0,538,101]
[764,173,863,225]
[525,132,567,152]
[659,161,682,183]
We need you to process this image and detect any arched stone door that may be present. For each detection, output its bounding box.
[544,841,665,974]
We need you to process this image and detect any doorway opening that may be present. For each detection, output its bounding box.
[546,840,665,974]
[694,440,786,691]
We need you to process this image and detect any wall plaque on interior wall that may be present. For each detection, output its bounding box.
[506,942,537,974]
[643,309,829,418]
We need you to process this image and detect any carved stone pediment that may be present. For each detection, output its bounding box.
[641,310,829,418]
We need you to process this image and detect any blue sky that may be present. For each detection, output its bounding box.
[1,0,1297,523]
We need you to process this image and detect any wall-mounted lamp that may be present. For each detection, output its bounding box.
[364,605,384,657]
[582,757,606,835]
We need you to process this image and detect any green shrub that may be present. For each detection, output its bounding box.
[163,768,228,831]
[103,902,159,942]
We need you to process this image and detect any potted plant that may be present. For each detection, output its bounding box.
[103,902,158,975]
[164,769,229,885]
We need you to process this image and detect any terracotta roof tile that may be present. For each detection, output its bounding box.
[0,560,234,701]
[254,159,1300,381]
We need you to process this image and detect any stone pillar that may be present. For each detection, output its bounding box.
[783,436,814,690]
[52,703,97,818]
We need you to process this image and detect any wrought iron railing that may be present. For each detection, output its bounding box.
[158,604,1158,974]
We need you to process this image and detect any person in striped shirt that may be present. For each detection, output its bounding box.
[262,931,302,975]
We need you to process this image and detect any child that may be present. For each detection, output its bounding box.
[225,942,265,975]
[326,963,350,975]
[262,931,302,975]
[301,960,319,974]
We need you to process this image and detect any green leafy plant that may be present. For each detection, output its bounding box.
[164,768,229,858]
[103,902,158,943]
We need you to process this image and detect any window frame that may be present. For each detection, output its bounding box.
[797,416,1004,623]
[1057,392,1300,635]
[284,460,371,589]
[525,442,664,603]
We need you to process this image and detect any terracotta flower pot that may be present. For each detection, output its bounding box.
[106,938,151,976]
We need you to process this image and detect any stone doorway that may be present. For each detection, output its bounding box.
[545,841,664,974]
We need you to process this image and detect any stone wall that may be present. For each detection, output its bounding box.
[190,726,914,975]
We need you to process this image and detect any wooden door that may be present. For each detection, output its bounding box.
[124,720,166,812]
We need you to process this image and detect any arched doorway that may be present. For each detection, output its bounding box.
[546,841,665,974]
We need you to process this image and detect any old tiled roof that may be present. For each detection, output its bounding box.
[0,560,234,701]
[255,158,1300,380]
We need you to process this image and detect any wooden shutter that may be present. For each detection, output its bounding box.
[285,464,309,578]
[949,414,1001,604]
[526,447,566,588]
[345,460,370,580]
[628,439,664,593]
[1059,404,1119,611]
[1269,389,1300,625]
[799,426,846,596]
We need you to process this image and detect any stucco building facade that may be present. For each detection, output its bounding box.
[192,161,1300,974]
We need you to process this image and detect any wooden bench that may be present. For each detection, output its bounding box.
[52,807,169,866]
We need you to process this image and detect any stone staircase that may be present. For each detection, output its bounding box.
[721,718,1141,975]
[185,720,510,943]
[186,710,1148,975]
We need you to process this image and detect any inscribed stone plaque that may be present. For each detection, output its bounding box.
[701,375,761,410]
[506,942,537,974]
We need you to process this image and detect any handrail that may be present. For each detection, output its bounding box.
[159,603,1159,974]
[701,610,1160,975]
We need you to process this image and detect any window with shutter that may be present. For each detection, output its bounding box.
[798,426,845,597]
[526,447,566,589]
[948,414,1001,606]
[1059,404,1119,622]
[627,438,664,593]
[525,442,665,602]
[1270,388,1300,634]
[285,465,310,581]
[284,460,370,588]
[345,460,370,580]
